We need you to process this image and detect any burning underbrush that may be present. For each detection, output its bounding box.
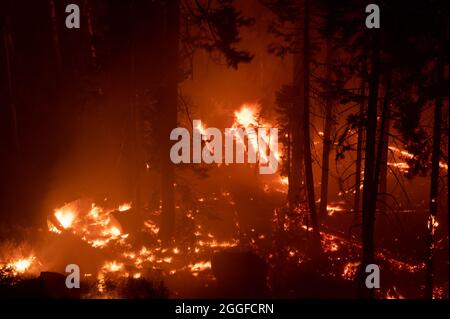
[0,104,447,299]
[1,185,445,299]
[0,191,243,298]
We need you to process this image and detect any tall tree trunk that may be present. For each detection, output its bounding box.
[354,80,366,220]
[359,30,381,298]
[378,116,390,196]
[290,57,305,210]
[425,34,445,299]
[289,7,306,211]
[159,0,179,243]
[319,41,333,219]
[376,73,392,210]
[303,0,320,244]
[374,71,391,211]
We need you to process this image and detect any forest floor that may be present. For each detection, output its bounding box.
[0,169,448,299]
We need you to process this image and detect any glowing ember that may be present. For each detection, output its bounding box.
[433,286,446,299]
[207,239,239,248]
[118,202,132,212]
[428,215,439,230]
[385,286,405,299]
[388,162,410,173]
[321,233,340,252]
[189,260,211,272]
[47,220,62,234]
[326,203,346,216]
[144,220,160,234]
[342,261,360,280]
[388,146,414,159]
[388,146,448,173]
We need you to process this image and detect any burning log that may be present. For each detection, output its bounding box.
[211,250,268,298]
[47,199,129,249]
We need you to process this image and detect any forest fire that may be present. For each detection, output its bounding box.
[0,0,448,306]
[0,97,446,300]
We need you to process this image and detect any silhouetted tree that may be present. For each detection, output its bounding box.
[424,6,448,299]
[318,38,334,220]
[262,0,321,248]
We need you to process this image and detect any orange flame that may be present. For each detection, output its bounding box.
[54,209,76,229]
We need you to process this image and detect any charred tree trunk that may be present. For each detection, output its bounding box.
[303,0,320,244]
[374,71,391,211]
[378,116,390,196]
[354,80,366,219]
[290,53,305,210]
[376,73,392,209]
[289,6,306,211]
[359,30,381,298]
[159,0,179,243]
[425,34,445,299]
[319,41,333,219]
